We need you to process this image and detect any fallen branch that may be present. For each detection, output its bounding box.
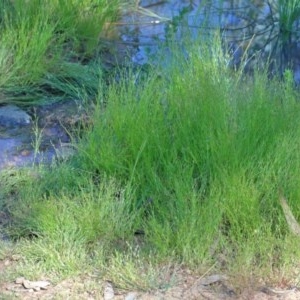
[279,195,300,237]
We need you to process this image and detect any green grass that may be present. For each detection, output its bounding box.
[0,0,122,104]
[2,32,300,290]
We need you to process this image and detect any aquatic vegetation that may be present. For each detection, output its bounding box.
[200,0,300,74]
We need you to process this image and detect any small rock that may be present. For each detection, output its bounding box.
[199,274,227,286]
[261,286,296,296]
[22,279,34,289]
[15,277,25,284]
[22,279,51,290]
[4,260,10,266]
[0,105,31,128]
[104,282,114,300]
[125,292,138,300]
[31,280,51,290]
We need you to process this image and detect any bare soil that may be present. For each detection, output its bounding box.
[1,258,300,300]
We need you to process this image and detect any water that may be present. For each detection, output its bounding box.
[0,100,81,170]
[114,0,300,77]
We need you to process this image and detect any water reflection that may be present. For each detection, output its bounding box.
[111,0,300,81]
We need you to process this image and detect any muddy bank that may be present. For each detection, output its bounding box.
[0,100,89,170]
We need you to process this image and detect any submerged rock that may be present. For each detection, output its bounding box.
[0,100,89,169]
[0,105,31,128]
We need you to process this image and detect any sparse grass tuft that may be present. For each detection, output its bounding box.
[105,248,178,291]
[5,168,139,278]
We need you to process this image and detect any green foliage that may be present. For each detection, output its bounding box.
[277,0,300,42]
[3,32,300,280]
[9,170,137,242]
[73,35,300,267]
[0,0,121,104]
[5,167,139,276]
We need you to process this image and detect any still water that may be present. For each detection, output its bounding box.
[116,0,300,78]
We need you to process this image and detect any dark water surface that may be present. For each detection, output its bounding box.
[0,100,81,170]
[117,0,300,75]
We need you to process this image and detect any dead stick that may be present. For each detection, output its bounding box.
[279,194,300,237]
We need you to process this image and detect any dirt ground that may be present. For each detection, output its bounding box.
[1,258,300,300]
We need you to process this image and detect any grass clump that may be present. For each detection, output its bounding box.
[75,35,300,267]
[0,0,122,104]
[5,167,139,278]
[3,33,300,287]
